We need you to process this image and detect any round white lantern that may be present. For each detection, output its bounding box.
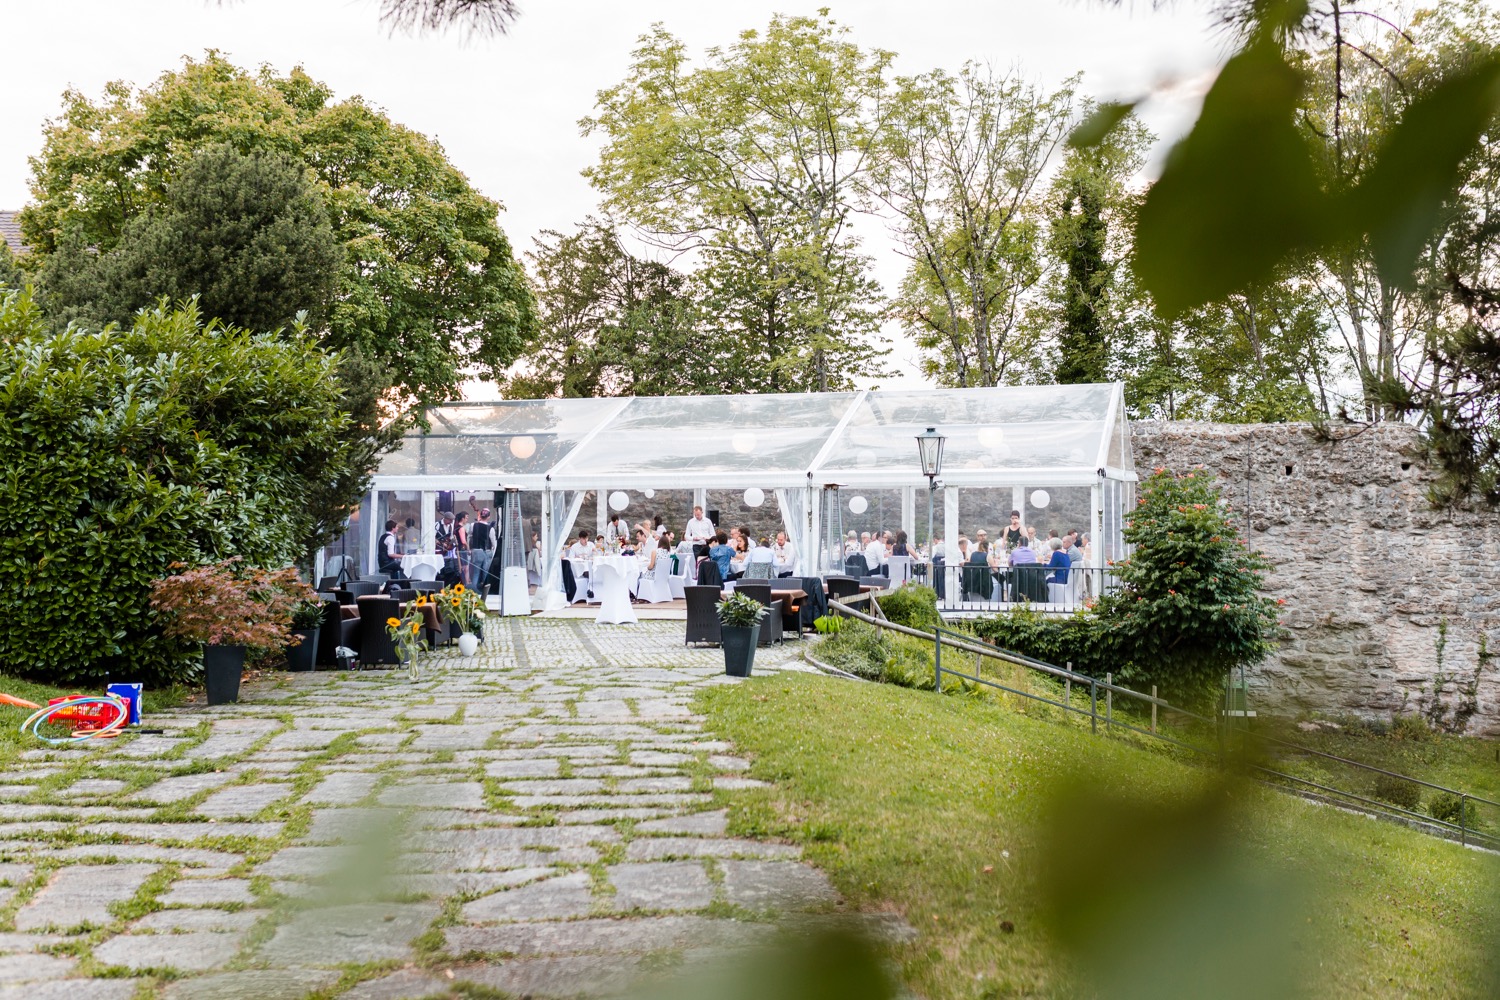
[848,495,869,515]
[509,435,537,460]
[977,427,1006,450]
[743,487,765,508]
[1030,489,1050,509]
[608,491,630,512]
[732,432,757,454]
[642,489,656,499]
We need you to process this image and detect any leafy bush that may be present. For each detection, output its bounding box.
[149,560,310,650]
[1372,773,1422,812]
[1428,792,1481,830]
[877,585,941,631]
[815,621,934,689]
[0,292,363,685]
[966,469,1280,709]
[717,591,769,627]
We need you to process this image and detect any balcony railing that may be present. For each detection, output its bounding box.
[931,563,1119,614]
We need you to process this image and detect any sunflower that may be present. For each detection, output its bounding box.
[453,584,465,594]
[410,622,421,635]
[450,597,461,606]
[386,617,400,628]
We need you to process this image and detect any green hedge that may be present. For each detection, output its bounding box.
[876,585,941,631]
[0,291,354,685]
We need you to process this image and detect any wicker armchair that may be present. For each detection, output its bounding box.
[824,575,860,603]
[356,597,402,665]
[684,586,722,646]
[316,597,360,666]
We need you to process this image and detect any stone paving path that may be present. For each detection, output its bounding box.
[0,620,886,999]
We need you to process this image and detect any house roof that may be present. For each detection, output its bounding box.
[0,211,24,255]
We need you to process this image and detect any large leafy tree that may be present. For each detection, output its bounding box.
[872,67,1077,387]
[20,52,535,405]
[507,221,753,397]
[35,143,341,334]
[582,12,891,391]
[0,291,366,684]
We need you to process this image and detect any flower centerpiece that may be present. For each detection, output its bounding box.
[149,559,311,704]
[386,600,428,681]
[438,583,486,656]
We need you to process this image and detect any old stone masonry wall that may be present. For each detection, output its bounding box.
[1132,421,1500,736]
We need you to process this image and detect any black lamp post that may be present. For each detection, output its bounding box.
[916,427,945,570]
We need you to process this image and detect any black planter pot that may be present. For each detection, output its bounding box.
[721,624,760,677]
[285,628,319,672]
[204,644,246,705]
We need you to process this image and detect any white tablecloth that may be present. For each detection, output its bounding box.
[401,555,445,577]
[592,555,641,624]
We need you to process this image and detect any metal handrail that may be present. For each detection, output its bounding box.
[826,597,1499,850]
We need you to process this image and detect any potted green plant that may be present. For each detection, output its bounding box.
[438,583,486,656]
[717,591,768,677]
[150,560,308,704]
[285,599,324,672]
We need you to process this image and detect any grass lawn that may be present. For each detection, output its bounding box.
[698,671,1500,999]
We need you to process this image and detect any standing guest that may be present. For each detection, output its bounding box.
[453,511,471,585]
[709,531,736,581]
[468,508,494,591]
[653,515,667,539]
[685,506,715,555]
[376,520,405,579]
[436,512,458,585]
[1004,511,1024,550]
[771,530,797,577]
[607,514,630,548]
[404,517,418,554]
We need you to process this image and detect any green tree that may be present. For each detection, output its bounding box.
[0,291,370,684]
[20,52,535,405]
[36,144,341,334]
[873,67,1077,386]
[1098,469,1281,707]
[509,221,752,397]
[582,13,892,391]
[0,246,20,293]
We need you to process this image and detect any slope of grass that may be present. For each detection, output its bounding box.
[698,672,1500,999]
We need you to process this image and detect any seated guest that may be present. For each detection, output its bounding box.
[566,529,594,561]
[1047,538,1071,584]
[709,531,736,581]
[376,520,406,580]
[1067,530,1085,566]
[845,530,860,555]
[1009,542,1038,566]
[890,530,909,556]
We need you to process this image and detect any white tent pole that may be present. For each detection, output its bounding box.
[365,488,380,575]
[943,485,958,597]
[806,483,820,578]
[805,388,869,481]
[1091,482,1104,569]
[901,487,915,542]
[420,491,437,554]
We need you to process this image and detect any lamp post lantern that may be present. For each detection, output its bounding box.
[916,427,945,580]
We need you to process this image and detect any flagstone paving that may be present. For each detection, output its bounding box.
[0,619,894,998]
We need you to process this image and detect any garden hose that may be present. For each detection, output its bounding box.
[18,695,130,745]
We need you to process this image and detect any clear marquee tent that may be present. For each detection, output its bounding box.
[323,383,1137,609]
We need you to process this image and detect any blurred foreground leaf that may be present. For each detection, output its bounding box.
[1041,775,1315,1000]
[634,924,896,1000]
[1135,42,1325,316]
[1350,57,1500,288]
[1069,100,1140,149]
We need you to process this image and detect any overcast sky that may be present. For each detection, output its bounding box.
[0,0,1230,390]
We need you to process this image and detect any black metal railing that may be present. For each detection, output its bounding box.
[825,600,1500,852]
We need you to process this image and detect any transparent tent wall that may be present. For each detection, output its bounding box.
[837,489,903,545]
[954,486,1093,550]
[319,494,370,582]
[377,491,424,555]
[707,489,783,544]
[1022,486,1093,547]
[595,490,695,543]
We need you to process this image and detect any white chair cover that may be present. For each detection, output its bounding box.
[594,561,638,624]
[638,558,674,604]
[409,562,439,582]
[887,555,913,586]
[568,558,592,605]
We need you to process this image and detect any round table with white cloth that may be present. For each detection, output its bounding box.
[592,555,641,624]
[400,555,445,580]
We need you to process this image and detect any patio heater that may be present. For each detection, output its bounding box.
[916,426,945,577]
[821,484,845,575]
[498,488,529,616]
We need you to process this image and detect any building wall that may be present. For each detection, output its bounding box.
[1131,421,1500,735]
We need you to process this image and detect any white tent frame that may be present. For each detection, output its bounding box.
[346,383,1138,605]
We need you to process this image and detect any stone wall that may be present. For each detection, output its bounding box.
[1131,421,1500,736]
